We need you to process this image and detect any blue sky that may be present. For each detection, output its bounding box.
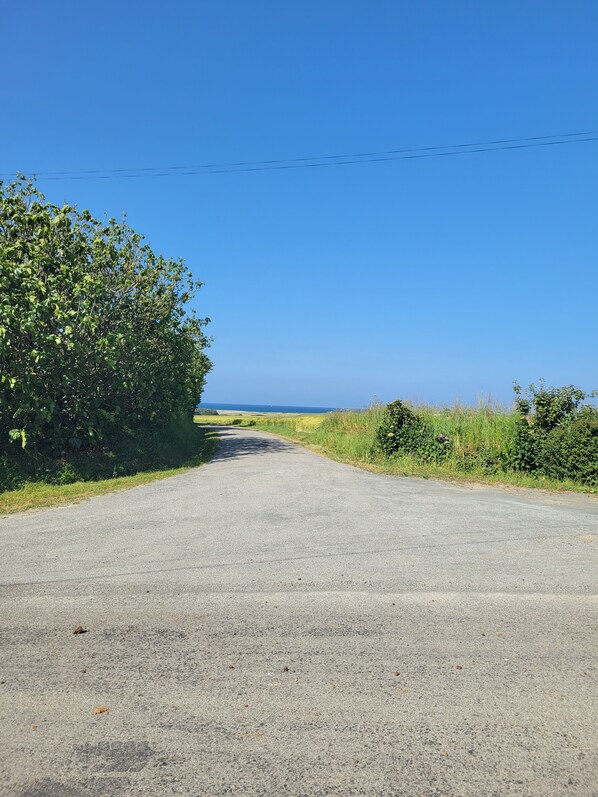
[2,1,597,407]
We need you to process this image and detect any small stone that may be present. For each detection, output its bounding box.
[72,626,87,635]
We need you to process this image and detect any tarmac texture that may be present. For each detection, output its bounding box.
[1,427,597,796]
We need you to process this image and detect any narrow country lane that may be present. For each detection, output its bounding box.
[1,427,597,796]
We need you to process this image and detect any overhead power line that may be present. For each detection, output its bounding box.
[3,130,596,181]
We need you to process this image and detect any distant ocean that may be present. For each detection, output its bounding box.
[197,402,337,414]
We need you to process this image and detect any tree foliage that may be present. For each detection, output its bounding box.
[0,177,211,455]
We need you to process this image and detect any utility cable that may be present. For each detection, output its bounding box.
[2,130,596,181]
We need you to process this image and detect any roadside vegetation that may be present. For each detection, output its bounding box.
[0,422,218,515]
[197,382,597,493]
[0,177,213,513]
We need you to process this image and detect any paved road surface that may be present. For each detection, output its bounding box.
[1,427,597,796]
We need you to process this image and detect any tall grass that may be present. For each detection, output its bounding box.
[250,402,515,462]
[419,402,517,463]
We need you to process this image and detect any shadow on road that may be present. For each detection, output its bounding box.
[209,428,295,461]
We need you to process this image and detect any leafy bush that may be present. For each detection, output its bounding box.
[509,382,597,484]
[538,407,598,485]
[376,400,452,462]
[513,380,586,432]
[376,400,416,455]
[0,177,211,463]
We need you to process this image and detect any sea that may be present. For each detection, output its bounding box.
[197,402,337,414]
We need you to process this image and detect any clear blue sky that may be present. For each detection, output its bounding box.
[3,1,597,408]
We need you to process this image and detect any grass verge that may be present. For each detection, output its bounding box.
[196,409,596,494]
[0,422,218,515]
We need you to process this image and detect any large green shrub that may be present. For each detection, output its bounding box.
[539,407,598,485]
[509,381,597,484]
[376,400,452,462]
[0,177,211,457]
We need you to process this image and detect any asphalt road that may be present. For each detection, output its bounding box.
[1,426,597,797]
